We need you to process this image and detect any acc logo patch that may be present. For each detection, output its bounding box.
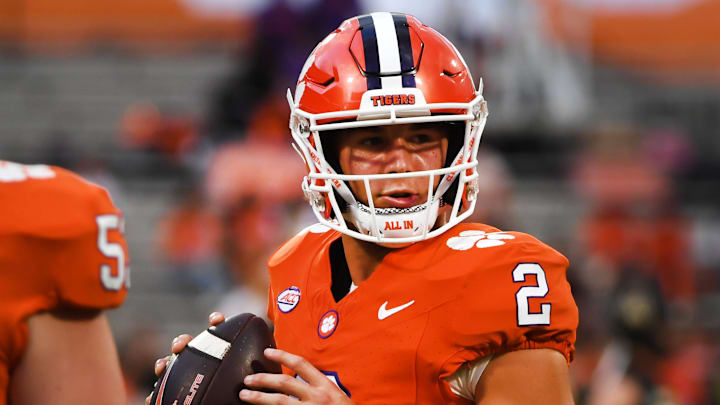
[317,310,339,339]
[446,230,515,250]
[277,286,301,313]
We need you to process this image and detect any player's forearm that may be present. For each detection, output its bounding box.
[9,311,127,405]
[474,349,574,405]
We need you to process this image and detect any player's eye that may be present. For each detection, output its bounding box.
[408,132,444,147]
[358,136,385,147]
[409,133,433,144]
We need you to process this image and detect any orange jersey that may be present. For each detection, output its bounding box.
[0,161,129,403]
[267,222,578,404]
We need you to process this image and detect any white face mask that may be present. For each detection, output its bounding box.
[289,83,488,245]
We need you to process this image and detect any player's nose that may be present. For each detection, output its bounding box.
[383,140,412,174]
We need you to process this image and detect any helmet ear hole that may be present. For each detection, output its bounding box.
[443,122,465,168]
[441,175,459,208]
[438,121,465,206]
[319,130,344,175]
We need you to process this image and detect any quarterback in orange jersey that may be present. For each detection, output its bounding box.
[0,161,129,404]
[154,11,578,405]
[262,222,577,404]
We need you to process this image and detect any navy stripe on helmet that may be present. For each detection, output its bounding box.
[392,13,416,88]
[358,15,381,90]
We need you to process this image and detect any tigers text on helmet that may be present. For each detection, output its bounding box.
[288,12,488,244]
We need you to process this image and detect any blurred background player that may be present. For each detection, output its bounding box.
[0,160,129,404]
[153,12,578,404]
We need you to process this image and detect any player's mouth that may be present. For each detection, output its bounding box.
[376,191,421,208]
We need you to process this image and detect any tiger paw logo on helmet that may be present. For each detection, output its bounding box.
[287,12,489,245]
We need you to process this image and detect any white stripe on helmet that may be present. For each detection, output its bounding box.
[371,12,403,89]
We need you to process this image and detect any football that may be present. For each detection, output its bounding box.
[149,313,282,405]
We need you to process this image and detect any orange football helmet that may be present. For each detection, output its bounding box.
[288,12,488,244]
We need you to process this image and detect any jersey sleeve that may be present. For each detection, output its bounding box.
[439,232,578,380]
[0,165,130,311]
[49,180,129,309]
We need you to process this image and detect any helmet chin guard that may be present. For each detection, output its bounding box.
[288,12,489,245]
[349,200,440,240]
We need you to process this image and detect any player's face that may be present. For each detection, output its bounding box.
[336,124,448,209]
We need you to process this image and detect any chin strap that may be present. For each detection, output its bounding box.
[431,148,465,204]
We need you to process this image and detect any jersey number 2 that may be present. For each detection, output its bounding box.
[96,215,128,291]
[513,263,551,326]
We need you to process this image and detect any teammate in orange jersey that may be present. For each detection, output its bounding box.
[152,12,578,404]
[0,160,129,404]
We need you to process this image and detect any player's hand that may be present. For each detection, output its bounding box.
[144,312,226,405]
[240,348,355,405]
[153,312,225,375]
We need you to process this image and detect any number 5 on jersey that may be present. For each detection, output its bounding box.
[96,214,129,291]
[513,263,551,326]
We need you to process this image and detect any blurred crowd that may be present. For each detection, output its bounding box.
[4,0,719,403]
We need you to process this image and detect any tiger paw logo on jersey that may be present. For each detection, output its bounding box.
[446,230,515,250]
[277,286,301,313]
[318,310,339,339]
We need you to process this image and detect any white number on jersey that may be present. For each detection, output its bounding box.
[513,263,551,326]
[96,214,128,291]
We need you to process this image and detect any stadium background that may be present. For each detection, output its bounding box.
[1,0,719,403]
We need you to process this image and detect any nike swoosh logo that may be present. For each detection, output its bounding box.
[378,300,415,320]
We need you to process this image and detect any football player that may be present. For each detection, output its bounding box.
[152,12,578,404]
[0,160,129,404]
